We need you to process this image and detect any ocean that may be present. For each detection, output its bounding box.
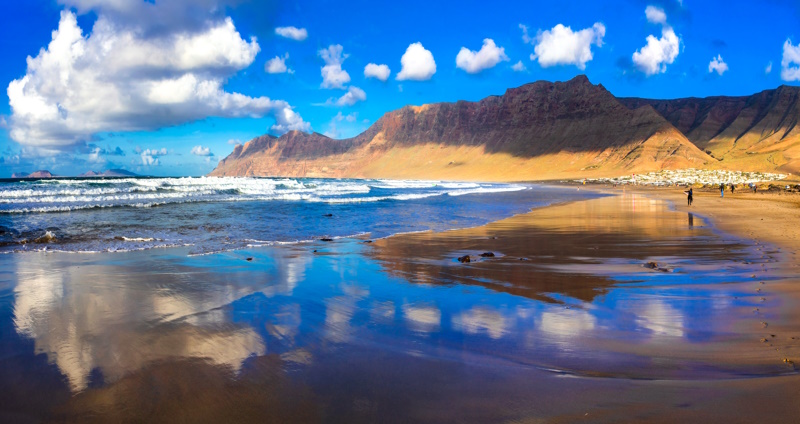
[0,177,598,254]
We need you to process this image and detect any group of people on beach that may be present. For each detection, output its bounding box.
[719,183,737,197]
[686,182,761,206]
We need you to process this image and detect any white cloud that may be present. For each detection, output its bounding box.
[334,111,358,122]
[632,7,681,76]
[191,145,213,156]
[396,42,436,81]
[364,63,391,81]
[519,24,532,44]
[227,139,242,145]
[781,39,800,81]
[265,53,293,74]
[455,38,509,74]
[87,147,106,163]
[319,44,350,89]
[139,148,167,166]
[7,6,309,150]
[645,5,667,25]
[274,26,307,41]
[530,23,606,70]
[333,86,366,107]
[766,61,773,74]
[271,107,311,134]
[511,60,527,72]
[323,112,362,138]
[145,148,168,156]
[708,54,728,75]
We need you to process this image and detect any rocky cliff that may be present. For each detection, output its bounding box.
[211,75,713,180]
[620,85,800,173]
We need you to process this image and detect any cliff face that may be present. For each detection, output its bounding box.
[211,75,713,180]
[620,85,800,173]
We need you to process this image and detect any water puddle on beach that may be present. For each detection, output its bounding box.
[1,193,798,422]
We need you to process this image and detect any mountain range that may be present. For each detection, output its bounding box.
[210,75,800,181]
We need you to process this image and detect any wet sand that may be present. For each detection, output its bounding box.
[1,190,799,422]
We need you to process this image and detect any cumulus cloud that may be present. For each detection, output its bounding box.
[265,53,293,74]
[191,145,213,156]
[274,26,307,41]
[87,147,106,163]
[331,86,366,107]
[455,39,509,73]
[396,42,436,81]
[529,23,606,70]
[364,63,391,81]
[319,44,351,89]
[139,148,167,166]
[271,107,310,133]
[708,55,728,75]
[6,4,309,151]
[781,39,800,81]
[645,5,667,25]
[511,60,527,72]
[632,6,681,76]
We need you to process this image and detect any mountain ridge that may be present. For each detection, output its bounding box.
[619,84,800,173]
[211,75,797,180]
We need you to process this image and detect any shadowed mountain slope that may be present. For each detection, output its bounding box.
[620,85,800,173]
[211,75,712,180]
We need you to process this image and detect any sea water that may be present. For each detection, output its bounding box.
[0,177,598,254]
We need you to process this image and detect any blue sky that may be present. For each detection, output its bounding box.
[1,0,799,177]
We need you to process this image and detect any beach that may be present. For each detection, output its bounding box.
[1,184,799,422]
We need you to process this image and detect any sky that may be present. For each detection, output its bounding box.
[1,0,799,177]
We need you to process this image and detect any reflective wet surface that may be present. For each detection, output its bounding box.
[1,194,797,423]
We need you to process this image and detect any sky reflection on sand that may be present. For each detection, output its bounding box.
[1,193,795,422]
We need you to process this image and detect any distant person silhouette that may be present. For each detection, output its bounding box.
[719,183,725,198]
[687,187,693,206]
[730,183,735,194]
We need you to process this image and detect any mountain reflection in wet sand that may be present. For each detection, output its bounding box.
[1,193,797,423]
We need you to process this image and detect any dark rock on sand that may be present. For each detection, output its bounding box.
[644,261,670,272]
[480,252,495,257]
[320,238,334,242]
[458,255,471,263]
[246,257,253,261]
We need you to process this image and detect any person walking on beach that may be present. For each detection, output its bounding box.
[687,187,693,206]
[730,183,735,194]
[719,183,725,197]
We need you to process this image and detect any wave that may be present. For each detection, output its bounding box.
[0,177,526,214]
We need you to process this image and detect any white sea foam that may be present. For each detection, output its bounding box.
[1,177,527,214]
